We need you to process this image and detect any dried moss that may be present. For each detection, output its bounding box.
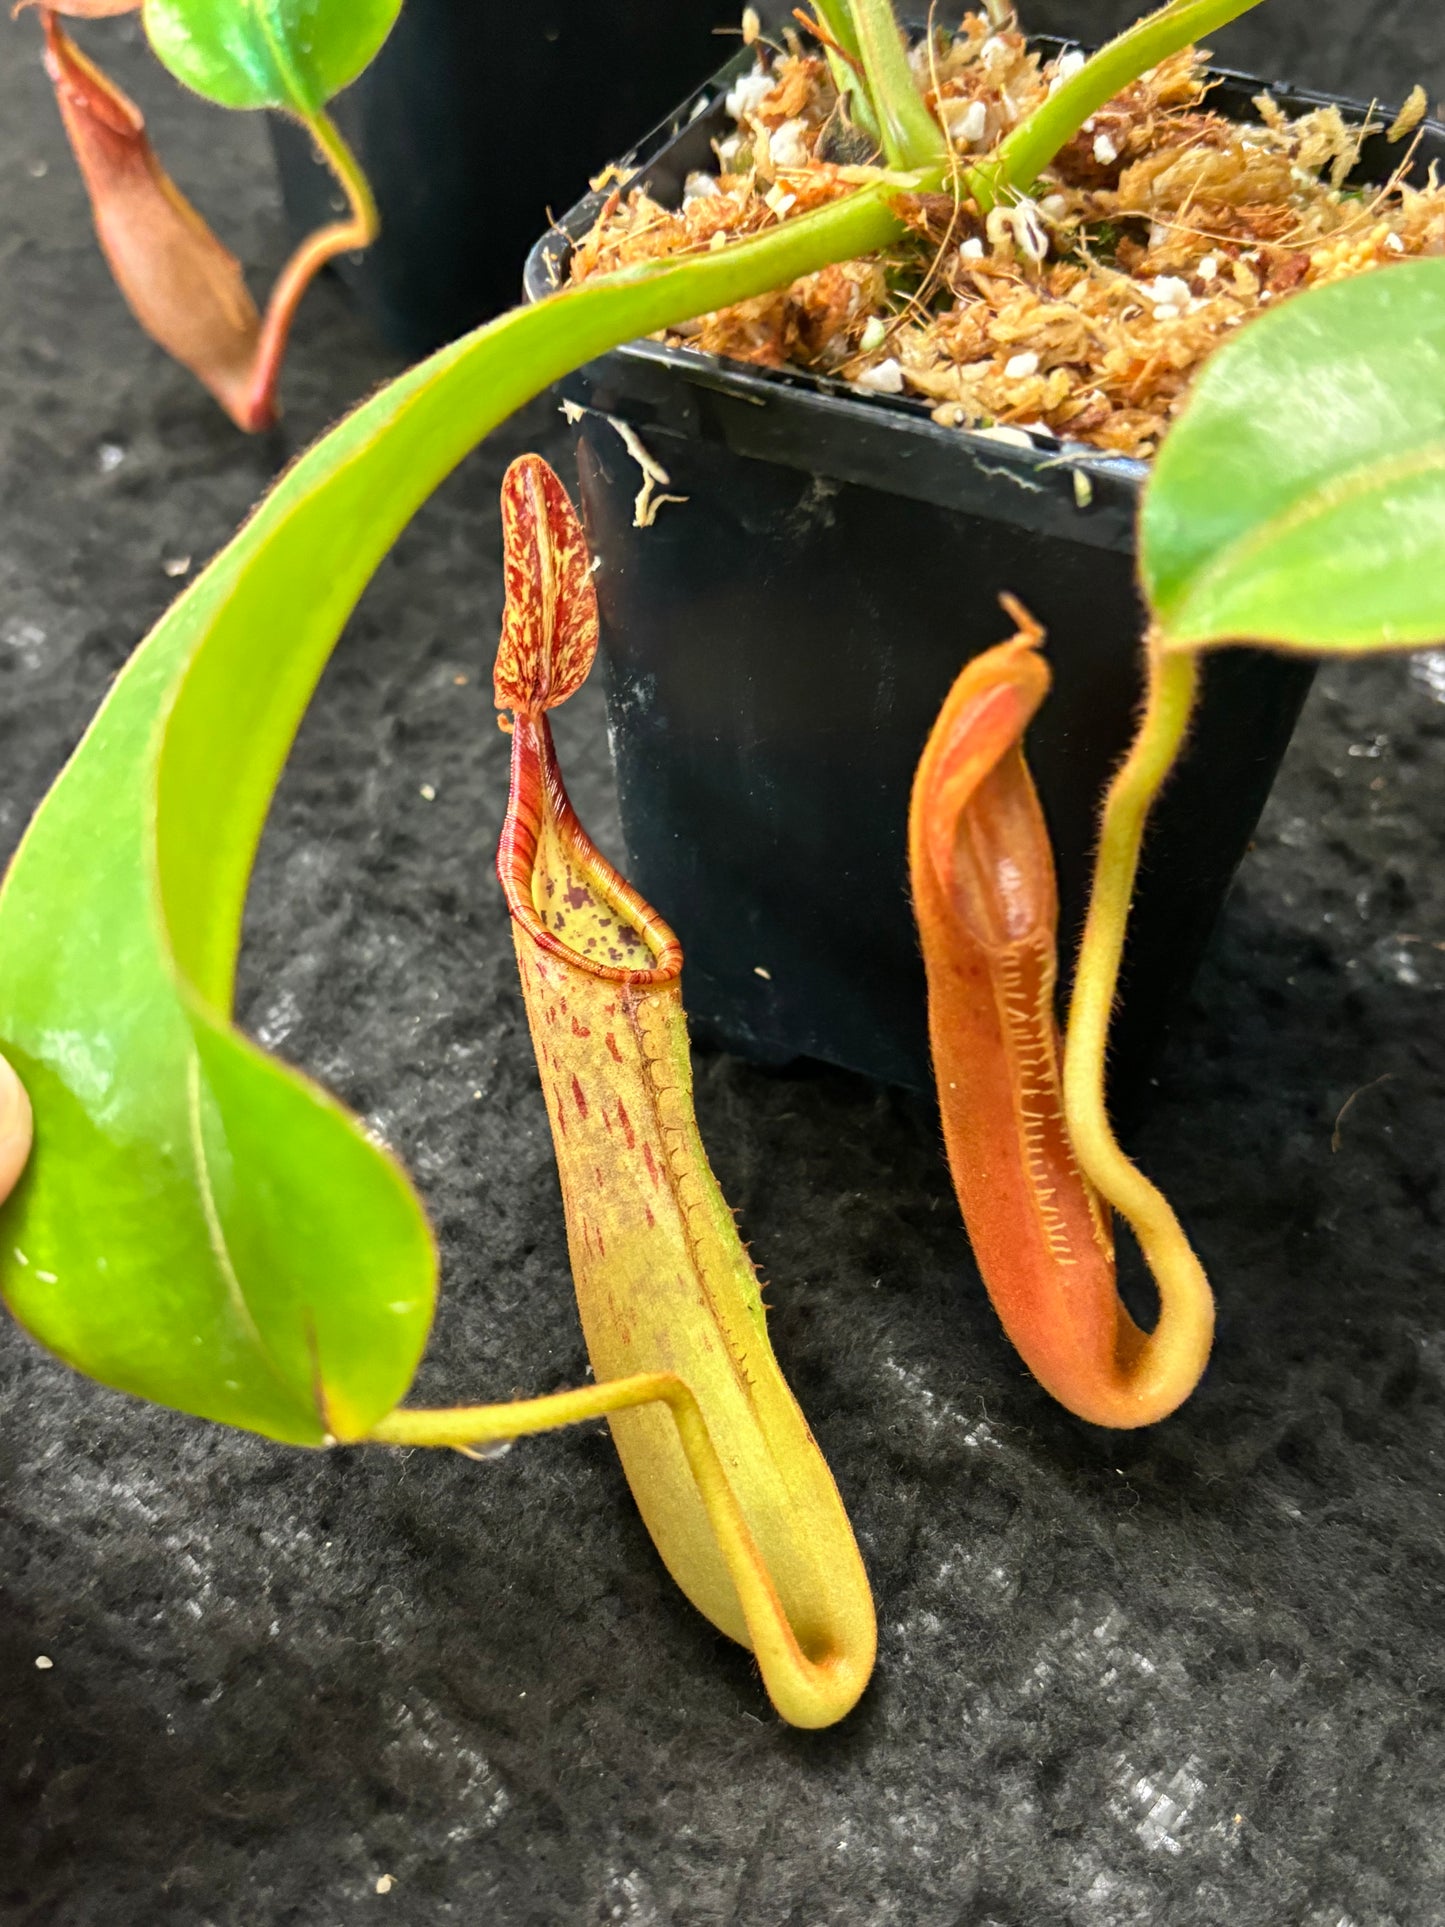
[570,10,1445,460]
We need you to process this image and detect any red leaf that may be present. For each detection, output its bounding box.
[41,16,265,429]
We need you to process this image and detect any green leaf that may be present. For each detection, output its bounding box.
[1142,259,1445,654]
[142,0,401,113]
[0,180,907,1446]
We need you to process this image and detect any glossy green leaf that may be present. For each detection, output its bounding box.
[0,181,907,1445]
[142,0,401,113]
[1142,260,1445,654]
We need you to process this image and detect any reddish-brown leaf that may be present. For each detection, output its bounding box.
[494,456,599,714]
[41,16,264,429]
[15,1,141,16]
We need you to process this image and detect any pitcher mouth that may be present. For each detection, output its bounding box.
[497,711,683,988]
[491,451,683,990]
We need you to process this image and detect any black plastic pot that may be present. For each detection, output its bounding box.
[524,45,1445,1100]
[267,0,740,358]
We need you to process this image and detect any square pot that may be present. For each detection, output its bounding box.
[524,40,1443,1101]
[268,0,741,357]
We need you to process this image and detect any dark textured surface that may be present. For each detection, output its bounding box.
[2,9,1444,1924]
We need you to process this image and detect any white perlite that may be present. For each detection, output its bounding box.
[768,117,812,171]
[941,97,988,146]
[724,69,773,121]
[855,358,905,394]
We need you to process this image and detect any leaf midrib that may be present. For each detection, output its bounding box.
[184,1043,314,1425]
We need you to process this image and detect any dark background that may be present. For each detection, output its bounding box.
[2,5,1443,1922]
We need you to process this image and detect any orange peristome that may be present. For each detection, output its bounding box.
[910,610,1209,1427]
[41,18,263,429]
[493,457,874,1727]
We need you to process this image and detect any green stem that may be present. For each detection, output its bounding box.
[808,0,878,144]
[1061,634,1213,1408]
[303,104,380,246]
[369,1372,872,1729]
[981,0,1272,207]
[241,106,380,430]
[849,0,946,170]
[811,0,862,68]
[368,1372,683,1450]
[1063,631,1199,1170]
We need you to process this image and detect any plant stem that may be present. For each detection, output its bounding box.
[241,107,379,432]
[849,0,946,169]
[305,105,380,241]
[810,0,863,68]
[368,1372,681,1450]
[369,1372,873,1729]
[1061,632,1215,1416]
[981,0,1271,205]
[806,0,881,142]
